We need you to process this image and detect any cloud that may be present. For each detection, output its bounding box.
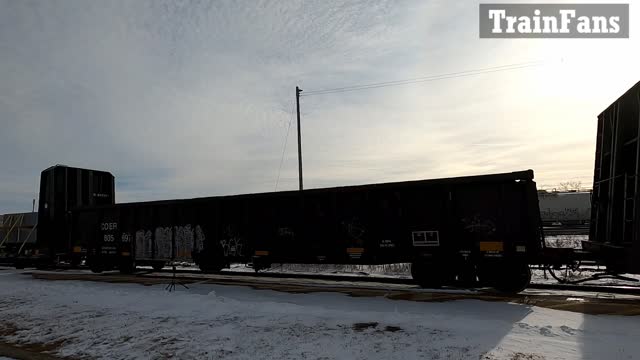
[1,0,639,213]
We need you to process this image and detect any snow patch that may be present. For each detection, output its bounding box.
[0,269,639,359]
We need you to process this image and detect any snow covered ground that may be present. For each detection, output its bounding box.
[1,269,639,359]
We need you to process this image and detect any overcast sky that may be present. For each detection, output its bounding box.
[1,0,639,213]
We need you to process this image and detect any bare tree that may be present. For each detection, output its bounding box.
[558,181,582,191]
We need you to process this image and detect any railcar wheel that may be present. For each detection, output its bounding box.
[411,261,443,289]
[90,263,104,274]
[35,259,52,270]
[119,261,136,274]
[196,247,227,274]
[252,256,271,273]
[14,258,26,270]
[493,262,531,293]
[199,262,224,274]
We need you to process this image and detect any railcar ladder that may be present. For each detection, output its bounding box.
[622,174,637,244]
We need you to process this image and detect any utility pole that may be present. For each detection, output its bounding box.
[296,86,303,191]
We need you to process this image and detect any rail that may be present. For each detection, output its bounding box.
[148,267,640,296]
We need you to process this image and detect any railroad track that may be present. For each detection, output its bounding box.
[152,267,640,296]
[6,264,640,296]
[543,226,590,236]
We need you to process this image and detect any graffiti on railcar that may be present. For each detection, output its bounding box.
[342,217,365,245]
[135,230,153,259]
[539,207,590,223]
[278,227,295,238]
[541,208,579,218]
[174,224,194,260]
[461,215,497,235]
[220,238,243,257]
[219,225,244,257]
[154,227,173,259]
[538,192,591,224]
[106,222,236,260]
[132,224,204,260]
[194,225,205,252]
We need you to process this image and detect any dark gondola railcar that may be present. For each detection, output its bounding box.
[35,165,115,266]
[73,169,543,292]
[587,80,640,274]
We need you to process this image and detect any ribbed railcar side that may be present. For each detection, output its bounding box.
[588,81,640,274]
[35,165,115,265]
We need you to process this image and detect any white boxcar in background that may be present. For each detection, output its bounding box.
[538,191,591,225]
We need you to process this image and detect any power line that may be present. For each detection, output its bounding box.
[302,61,543,95]
[275,100,296,191]
[301,61,545,97]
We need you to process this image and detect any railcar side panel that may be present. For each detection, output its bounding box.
[37,165,114,263]
[588,80,640,274]
[72,170,543,283]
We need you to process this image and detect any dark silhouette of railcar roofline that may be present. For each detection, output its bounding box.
[41,164,114,177]
[598,80,640,116]
[70,169,535,211]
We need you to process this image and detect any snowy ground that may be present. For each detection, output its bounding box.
[1,269,639,359]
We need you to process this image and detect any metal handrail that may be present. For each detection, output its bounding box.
[0,214,24,248]
[17,222,37,256]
